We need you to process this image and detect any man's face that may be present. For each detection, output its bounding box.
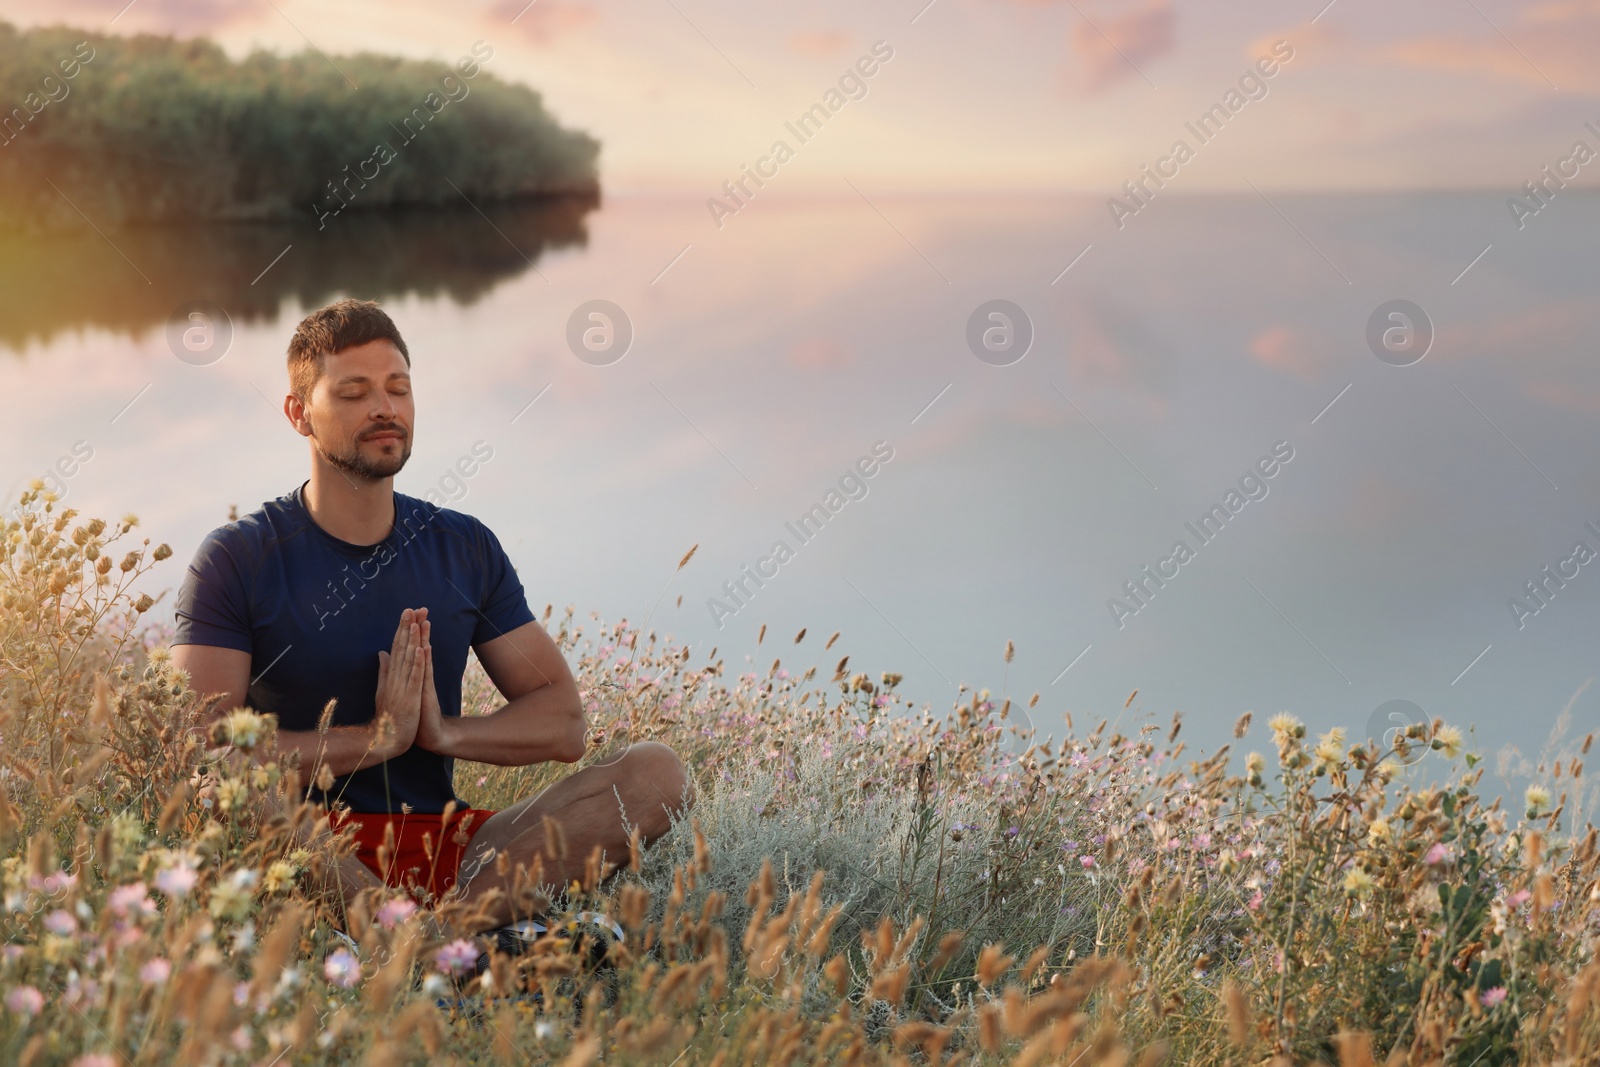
[301,339,414,481]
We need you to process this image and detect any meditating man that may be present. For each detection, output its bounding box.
[170,298,691,957]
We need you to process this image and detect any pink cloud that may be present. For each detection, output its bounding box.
[788,337,853,370]
[1249,325,1324,383]
[492,0,600,46]
[1380,5,1600,90]
[1435,300,1595,362]
[1070,1,1175,95]
[38,0,256,35]
[1526,381,1600,413]
[788,30,851,59]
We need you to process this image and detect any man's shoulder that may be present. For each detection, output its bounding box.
[190,488,306,564]
[395,491,497,545]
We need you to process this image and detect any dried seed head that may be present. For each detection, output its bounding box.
[976,943,1014,987]
[1222,981,1252,1046]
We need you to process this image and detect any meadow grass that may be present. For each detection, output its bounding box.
[2,485,1599,1066]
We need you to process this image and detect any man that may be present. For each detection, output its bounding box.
[171,298,690,954]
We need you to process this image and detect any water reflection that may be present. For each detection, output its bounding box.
[0,193,598,352]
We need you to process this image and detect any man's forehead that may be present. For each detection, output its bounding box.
[322,340,409,381]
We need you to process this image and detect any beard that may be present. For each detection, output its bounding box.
[311,419,412,481]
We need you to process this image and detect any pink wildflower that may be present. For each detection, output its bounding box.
[434,939,480,976]
[1079,855,1096,868]
[1481,986,1507,1007]
[70,1056,118,1067]
[1425,843,1453,866]
[5,985,44,1016]
[139,958,172,985]
[1507,889,1531,908]
[43,909,78,936]
[376,897,418,930]
[108,883,155,919]
[154,863,199,898]
[323,948,361,988]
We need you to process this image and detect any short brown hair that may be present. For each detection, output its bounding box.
[287,299,411,400]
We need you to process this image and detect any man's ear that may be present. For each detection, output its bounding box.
[283,392,313,438]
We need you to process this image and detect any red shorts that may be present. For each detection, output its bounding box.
[326,806,498,904]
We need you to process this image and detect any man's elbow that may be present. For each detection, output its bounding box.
[550,702,588,763]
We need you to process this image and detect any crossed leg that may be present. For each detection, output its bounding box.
[445,741,692,929]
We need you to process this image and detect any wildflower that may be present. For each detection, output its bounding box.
[220,709,268,752]
[376,897,417,930]
[111,812,145,852]
[1245,752,1265,784]
[5,985,44,1016]
[1507,889,1531,909]
[1480,986,1507,1008]
[1267,713,1303,740]
[434,939,480,976]
[71,1055,117,1067]
[1343,868,1374,898]
[108,883,155,920]
[324,949,361,989]
[1004,826,1019,839]
[262,861,297,895]
[154,856,200,898]
[1425,843,1453,866]
[1434,725,1464,759]
[209,869,258,922]
[44,909,78,935]
[1079,855,1096,869]
[1313,728,1345,769]
[1525,784,1552,818]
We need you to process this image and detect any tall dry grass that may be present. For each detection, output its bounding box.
[2,485,1599,1066]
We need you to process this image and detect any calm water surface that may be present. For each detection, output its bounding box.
[4,189,1597,805]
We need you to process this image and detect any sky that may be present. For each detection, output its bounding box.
[3,0,1596,193]
[3,0,1599,809]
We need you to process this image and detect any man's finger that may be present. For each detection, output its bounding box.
[409,642,427,690]
[390,607,412,661]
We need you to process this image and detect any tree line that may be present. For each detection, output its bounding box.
[0,21,601,231]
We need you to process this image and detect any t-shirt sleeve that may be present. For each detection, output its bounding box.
[172,527,254,653]
[472,521,536,646]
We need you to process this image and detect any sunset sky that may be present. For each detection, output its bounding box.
[6,0,1596,195]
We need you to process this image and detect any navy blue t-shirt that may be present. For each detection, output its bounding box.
[172,481,536,814]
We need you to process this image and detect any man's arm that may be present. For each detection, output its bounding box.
[420,619,586,765]
[171,631,423,778]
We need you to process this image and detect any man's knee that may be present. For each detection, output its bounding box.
[619,741,692,830]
